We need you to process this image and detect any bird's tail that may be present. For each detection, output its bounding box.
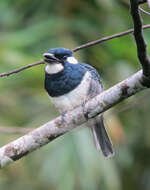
[89,115,114,158]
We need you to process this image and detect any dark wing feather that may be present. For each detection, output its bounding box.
[80,63,102,84]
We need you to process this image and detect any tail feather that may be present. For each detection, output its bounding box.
[89,115,114,158]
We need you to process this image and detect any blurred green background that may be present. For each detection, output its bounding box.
[0,0,150,190]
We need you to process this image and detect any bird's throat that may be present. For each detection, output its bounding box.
[45,63,64,74]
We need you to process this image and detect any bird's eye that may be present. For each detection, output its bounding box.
[63,55,67,59]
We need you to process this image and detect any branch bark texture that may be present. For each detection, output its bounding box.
[0,70,146,168]
[130,0,150,82]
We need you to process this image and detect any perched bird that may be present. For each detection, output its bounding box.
[43,48,114,157]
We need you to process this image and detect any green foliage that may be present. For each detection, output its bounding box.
[0,0,150,190]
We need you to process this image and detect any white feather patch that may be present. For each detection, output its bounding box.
[67,57,78,64]
[49,71,91,112]
[45,63,64,74]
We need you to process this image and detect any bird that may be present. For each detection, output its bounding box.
[43,47,114,157]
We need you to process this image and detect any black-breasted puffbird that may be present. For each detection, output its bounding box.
[43,48,114,157]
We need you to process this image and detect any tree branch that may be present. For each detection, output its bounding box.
[130,0,150,85]
[0,61,44,77]
[0,25,150,78]
[73,25,150,52]
[0,70,147,168]
[139,7,150,16]
[0,89,149,135]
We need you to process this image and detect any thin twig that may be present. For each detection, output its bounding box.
[0,61,44,77]
[0,25,150,78]
[72,24,150,52]
[130,0,150,80]
[139,7,150,16]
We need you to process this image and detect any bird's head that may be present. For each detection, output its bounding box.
[43,48,78,74]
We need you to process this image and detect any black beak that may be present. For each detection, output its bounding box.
[43,53,60,63]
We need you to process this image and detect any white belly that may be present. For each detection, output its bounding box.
[49,71,91,113]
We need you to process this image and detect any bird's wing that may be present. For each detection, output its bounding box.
[80,63,102,84]
[80,63,114,157]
